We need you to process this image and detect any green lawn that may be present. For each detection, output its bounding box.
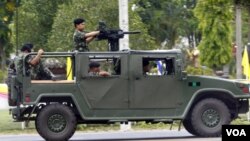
[231,114,250,125]
[0,110,36,134]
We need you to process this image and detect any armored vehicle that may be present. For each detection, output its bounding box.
[8,50,250,141]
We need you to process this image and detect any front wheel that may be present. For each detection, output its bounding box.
[35,104,77,141]
[188,98,231,137]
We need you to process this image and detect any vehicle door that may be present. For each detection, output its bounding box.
[130,54,184,109]
[78,53,129,109]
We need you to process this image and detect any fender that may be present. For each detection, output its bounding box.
[30,93,86,120]
[182,88,236,118]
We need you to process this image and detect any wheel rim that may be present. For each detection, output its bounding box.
[201,108,220,128]
[47,114,67,133]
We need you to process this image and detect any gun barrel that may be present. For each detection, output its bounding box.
[123,31,140,34]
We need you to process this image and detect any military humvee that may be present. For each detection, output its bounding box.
[8,49,250,141]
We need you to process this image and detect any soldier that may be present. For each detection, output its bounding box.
[20,44,54,80]
[73,18,100,52]
[88,62,110,77]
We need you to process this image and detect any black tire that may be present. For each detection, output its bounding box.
[35,104,77,141]
[189,98,230,137]
[183,118,197,135]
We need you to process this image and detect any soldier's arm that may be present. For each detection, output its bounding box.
[86,36,95,43]
[85,31,100,43]
[85,31,100,38]
[99,71,110,77]
[29,49,44,66]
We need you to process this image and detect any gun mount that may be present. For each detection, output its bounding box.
[96,21,140,51]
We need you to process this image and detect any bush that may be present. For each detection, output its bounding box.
[0,69,7,83]
[186,66,213,76]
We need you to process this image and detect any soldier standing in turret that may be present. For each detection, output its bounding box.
[73,18,100,52]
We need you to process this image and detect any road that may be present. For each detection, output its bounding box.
[0,130,220,141]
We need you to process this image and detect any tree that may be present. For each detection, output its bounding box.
[135,0,199,49]
[0,0,18,70]
[194,0,233,69]
[11,0,68,51]
[47,0,156,51]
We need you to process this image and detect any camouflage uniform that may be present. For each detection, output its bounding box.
[18,53,52,80]
[17,53,30,74]
[73,30,89,52]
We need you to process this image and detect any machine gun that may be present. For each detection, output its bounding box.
[96,21,140,51]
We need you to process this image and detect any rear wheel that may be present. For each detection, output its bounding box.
[35,104,77,141]
[188,98,230,137]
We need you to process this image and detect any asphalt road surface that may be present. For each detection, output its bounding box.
[0,130,220,141]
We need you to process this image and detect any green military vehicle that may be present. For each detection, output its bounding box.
[8,50,250,141]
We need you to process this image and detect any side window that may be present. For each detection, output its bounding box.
[29,56,74,81]
[142,57,175,76]
[88,56,121,77]
[36,57,68,80]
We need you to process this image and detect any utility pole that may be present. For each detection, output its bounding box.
[119,0,129,51]
[119,0,131,131]
[236,2,242,79]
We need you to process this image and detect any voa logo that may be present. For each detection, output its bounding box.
[226,129,246,136]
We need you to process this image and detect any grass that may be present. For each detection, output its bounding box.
[0,110,36,134]
[231,114,250,125]
[0,109,250,134]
